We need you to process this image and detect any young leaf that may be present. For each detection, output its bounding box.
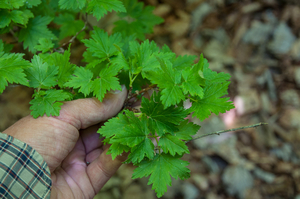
[58,0,86,10]
[25,0,42,8]
[83,27,123,61]
[145,58,184,108]
[108,143,130,160]
[98,111,131,139]
[25,55,58,89]
[87,0,126,20]
[140,95,188,136]
[158,134,189,156]
[132,153,190,198]
[189,82,235,121]
[91,64,122,101]
[181,62,205,97]
[172,55,197,71]
[126,138,154,164]
[46,48,75,87]
[114,0,163,40]
[18,16,57,53]
[0,0,24,9]
[175,120,200,141]
[201,54,230,84]
[29,89,72,118]
[0,53,30,93]
[34,38,54,53]
[129,40,161,74]
[0,10,23,28]
[64,67,93,96]
[109,113,149,147]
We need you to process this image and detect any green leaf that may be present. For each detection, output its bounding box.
[132,153,190,198]
[190,82,235,121]
[172,55,197,71]
[0,0,24,9]
[25,0,42,8]
[98,111,131,139]
[64,67,93,96]
[0,10,24,28]
[110,52,129,71]
[87,0,126,20]
[107,142,130,160]
[126,138,154,164]
[29,89,72,118]
[58,0,86,10]
[201,54,230,84]
[83,27,123,61]
[20,9,34,26]
[114,0,163,40]
[0,53,30,93]
[175,120,200,141]
[47,48,75,87]
[109,112,149,147]
[91,64,122,101]
[34,38,54,53]
[54,13,85,40]
[18,16,57,53]
[181,62,205,97]
[25,55,58,89]
[145,58,184,108]
[140,94,188,136]
[158,134,189,156]
[129,40,161,74]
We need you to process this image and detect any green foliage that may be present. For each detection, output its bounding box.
[18,16,57,53]
[0,1,235,197]
[113,0,163,40]
[132,153,190,198]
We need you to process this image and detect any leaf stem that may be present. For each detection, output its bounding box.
[185,122,268,143]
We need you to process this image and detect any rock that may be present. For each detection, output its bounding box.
[294,67,300,87]
[253,167,276,183]
[243,20,273,45]
[191,2,214,30]
[280,89,300,107]
[234,90,260,115]
[181,182,200,199]
[268,22,296,55]
[290,39,300,61]
[279,109,300,129]
[222,166,254,199]
[192,174,209,190]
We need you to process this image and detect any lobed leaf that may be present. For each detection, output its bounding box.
[29,89,72,118]
[25,55,58,89]
[18,16,57,53]
[189,82,235,121]
[132,153,190,198]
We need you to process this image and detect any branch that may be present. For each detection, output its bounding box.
[124,84,157,105]
[185,122,268,143]
[60,19,87,48]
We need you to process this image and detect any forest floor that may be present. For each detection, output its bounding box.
[1,0,300,199]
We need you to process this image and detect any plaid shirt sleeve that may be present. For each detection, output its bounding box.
[0,133,51,199]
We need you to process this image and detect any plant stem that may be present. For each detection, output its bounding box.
[129,84,157,100]
[185,122,268,143]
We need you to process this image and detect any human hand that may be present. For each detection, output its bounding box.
[3,86,127,199]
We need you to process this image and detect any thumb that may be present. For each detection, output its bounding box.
[56,85,127,130]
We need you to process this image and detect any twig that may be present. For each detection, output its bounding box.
[130,84,157,100]
[9,29,19,42]
[60,20,87,48]
[186,122,268,143]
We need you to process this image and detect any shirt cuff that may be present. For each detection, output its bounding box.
[0,133,51,199]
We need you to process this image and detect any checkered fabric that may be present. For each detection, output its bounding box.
[0,133,51,199]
